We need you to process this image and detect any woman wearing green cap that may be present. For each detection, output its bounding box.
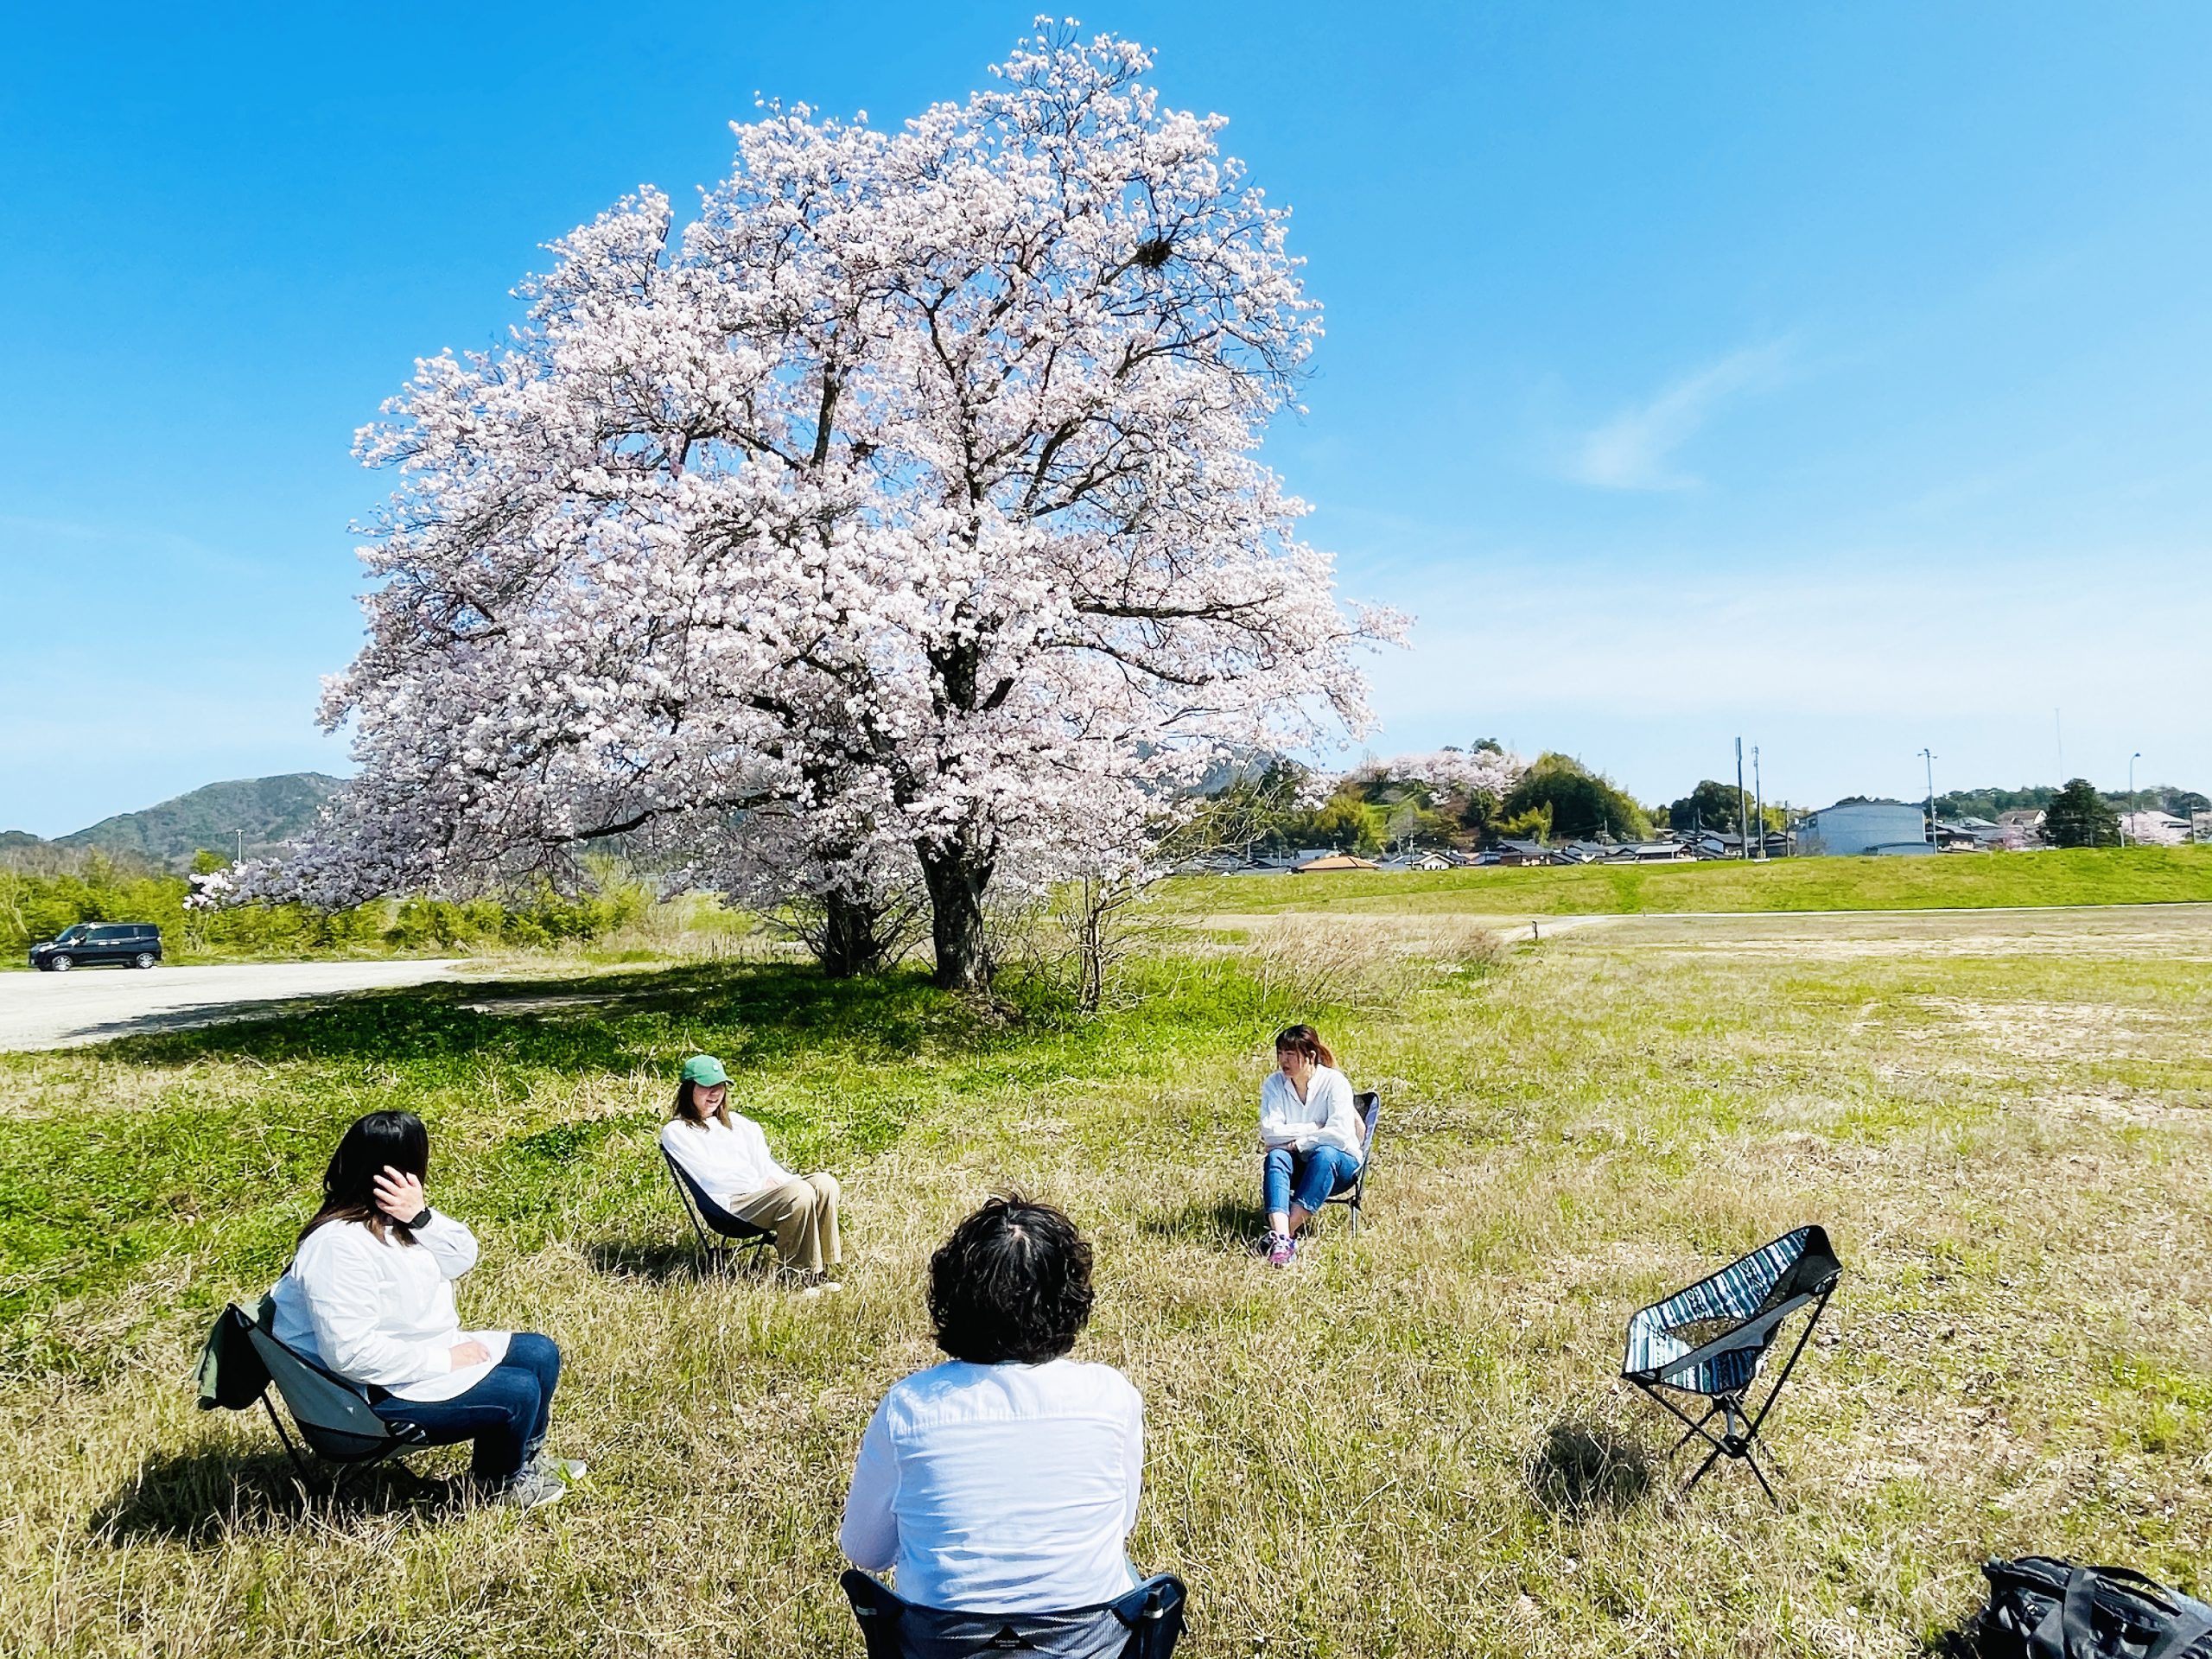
[660,1054,842,1288]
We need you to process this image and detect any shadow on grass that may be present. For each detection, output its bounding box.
[97,961,1010,1076]
[1524,1415,1657,1517]
[89,1448,449,1546]
[582,1240,716,1283]
[1140,1194,1259,1248]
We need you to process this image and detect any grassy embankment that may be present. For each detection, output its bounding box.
[1167,843,2212,918]
[3,866,2210,1656]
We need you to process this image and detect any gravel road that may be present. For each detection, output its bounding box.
[0,960,466,1052]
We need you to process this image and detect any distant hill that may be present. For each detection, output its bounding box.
[52,773,344,867]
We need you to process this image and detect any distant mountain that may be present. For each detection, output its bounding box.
[53,773,344,867]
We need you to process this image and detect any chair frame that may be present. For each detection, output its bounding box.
[841,1567,1187,1659]
[663,1147,778,1277]
[1320,1090,1382,1236]
[1622,1230,1840,1508]
[239,1317,429,1495]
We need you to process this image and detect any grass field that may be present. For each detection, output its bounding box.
[3,893,2210,1657]
[1166,843,2212,918]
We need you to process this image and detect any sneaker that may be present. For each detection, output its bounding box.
[1265,1231,1297,1268]
[530,1452,588,1484]
[494,1467,570,1511]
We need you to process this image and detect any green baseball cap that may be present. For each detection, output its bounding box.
[680,1054,729,1087]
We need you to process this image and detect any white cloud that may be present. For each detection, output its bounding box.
[1567,341,1792,491]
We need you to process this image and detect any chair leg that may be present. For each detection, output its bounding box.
[261,1394,315,1486]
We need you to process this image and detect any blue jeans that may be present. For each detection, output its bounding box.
[1264,1145,1361,1218]
[372,1332,561,1481]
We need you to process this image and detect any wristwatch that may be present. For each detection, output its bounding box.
[404,1206,433,1229]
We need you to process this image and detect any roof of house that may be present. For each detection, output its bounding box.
[1291,852,1381,873]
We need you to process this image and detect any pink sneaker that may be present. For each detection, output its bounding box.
[1266,1231,1297,1268]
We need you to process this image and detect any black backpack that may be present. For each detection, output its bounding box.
[1974,1558,2212,1659]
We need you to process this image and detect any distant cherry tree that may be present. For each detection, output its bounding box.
[249,23,1400,988]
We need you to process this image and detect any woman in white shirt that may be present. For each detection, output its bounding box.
[658,1053,842,1287]
[1257,1023,1364,1268]
[269,1110,582,1509]
[840,1196,1145,1613]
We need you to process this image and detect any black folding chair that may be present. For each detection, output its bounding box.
[841,1569,1187,1659]
[663,1147,777,1276]
[1320,1090,1381,1236]
[200,1305,429,1493]
[1620,1225,1841,1506]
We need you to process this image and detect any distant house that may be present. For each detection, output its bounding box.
[1608,841,1696,863]
[2120,810,2191,847]
[1407,849,1456,872]
[1291,852,1381,874]
[1995,809,2047,849]
[1488,839,1556,868]
[1796,799,1934,856]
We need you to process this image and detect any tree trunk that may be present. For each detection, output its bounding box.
[817,891,890,978]
[918,840,994,991]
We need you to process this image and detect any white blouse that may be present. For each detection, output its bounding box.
[840,1357,1144,1614]
[659,1113,793,1205]
[270,1212,511,1403]
[1259,1064,1365,1160]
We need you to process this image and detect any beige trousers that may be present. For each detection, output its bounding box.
[730,1172,842,1275]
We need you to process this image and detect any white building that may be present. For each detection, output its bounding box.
[1796,800,1934,857]
[2120,810,2190,847]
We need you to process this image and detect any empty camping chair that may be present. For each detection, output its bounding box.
[1620,1224,1841,1505]
[841,1569,1187,1659]
[663,1146,777,1275]
[1321,1090,1382,1236]
[196,1301,427,1492]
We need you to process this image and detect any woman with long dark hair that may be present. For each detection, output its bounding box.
[268,1110,582,1509]
[659,1054,842,1287]
[839,1195,1143,1611]
[1256,1023,1363,1267]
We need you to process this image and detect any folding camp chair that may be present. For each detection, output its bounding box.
[200,1304,429,1493]
[1321,1090,1382,1236]
[663,1147,777,1276]
[841,1569,1187,1659]
[1620,1224,1841,1506]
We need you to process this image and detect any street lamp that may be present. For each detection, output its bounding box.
[2126,752,2141,846]
[1919,747,1937,846]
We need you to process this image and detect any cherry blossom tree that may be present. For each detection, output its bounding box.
[251,22,1401,989]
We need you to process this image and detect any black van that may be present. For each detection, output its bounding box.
[29,923,164,971]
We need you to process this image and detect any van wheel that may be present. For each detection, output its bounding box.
[48,955,73,972]
[134,953,157,969]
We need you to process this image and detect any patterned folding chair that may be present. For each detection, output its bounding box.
[841,1569,1187,1659]
[663,1147,777,1275]
[1621,1225,1841,1505]
[1320,1090,1382,1236]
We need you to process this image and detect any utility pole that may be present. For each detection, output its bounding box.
[2126,752,2141,846]
[235,829,245,865]
[1735,738,1749,861]
[1919,747,1937,846]
[1751,745,1764,861]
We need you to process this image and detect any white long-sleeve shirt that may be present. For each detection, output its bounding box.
[840,1358,1144,1614]
[1259,1064,1364,1160]
[659,1114,793,1206]
[270,1212,510,1403]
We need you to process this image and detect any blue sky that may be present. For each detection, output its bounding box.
[4,2,2208,836]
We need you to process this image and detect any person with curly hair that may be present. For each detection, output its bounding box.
[839,1196,1144,1612]
[1257,1022,1363,1267]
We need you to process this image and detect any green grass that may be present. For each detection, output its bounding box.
[4,904,2211,1656]
[1166,843,2212,918]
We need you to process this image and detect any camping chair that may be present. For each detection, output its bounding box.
[198,1302,428,1493]
[1620,1224,1840,1506]
[663,1147,777,1276]
[1320,1090,1382,1236]
[841,1569,1187,1659]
